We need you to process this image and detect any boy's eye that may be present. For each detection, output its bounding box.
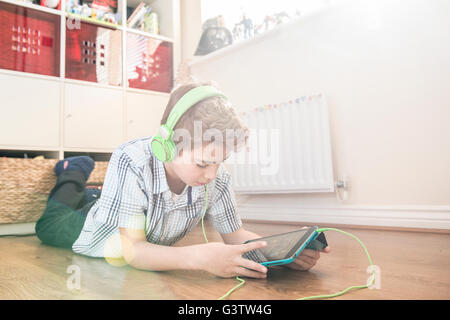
[196,164,208,169]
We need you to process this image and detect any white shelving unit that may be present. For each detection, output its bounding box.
[0,0,180,160]
[0,0,180,233]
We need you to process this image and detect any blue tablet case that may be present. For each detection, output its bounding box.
[243,230,329,267]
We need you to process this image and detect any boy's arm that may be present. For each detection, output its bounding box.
[119,227,197,271]
[119,227,268,278]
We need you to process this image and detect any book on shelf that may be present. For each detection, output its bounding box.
[141,11,159,34]
[127,2,148,27]
[127,1,145,21]
[126,2,160,35]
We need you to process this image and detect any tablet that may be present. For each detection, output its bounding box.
[243,226,327,267]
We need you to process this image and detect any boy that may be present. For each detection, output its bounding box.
[35,82,329,279]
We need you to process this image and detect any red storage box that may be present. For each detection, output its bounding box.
[66,21,122,86]
[0,2,60,77]
[127,33,173,93]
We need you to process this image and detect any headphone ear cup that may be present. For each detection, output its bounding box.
[164,138,177,162]
[151,135,168,162]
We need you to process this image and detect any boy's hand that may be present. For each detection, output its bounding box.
[285,246,331,271]
[195,241,268,278]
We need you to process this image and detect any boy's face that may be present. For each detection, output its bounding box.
[168,143,228,187]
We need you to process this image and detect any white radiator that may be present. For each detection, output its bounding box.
[227,93,334,194]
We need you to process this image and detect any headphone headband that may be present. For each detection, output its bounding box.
[151,85,228,162]
[165,85,227,129]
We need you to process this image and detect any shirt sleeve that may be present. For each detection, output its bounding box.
[207,165,242,234]
[93,148,147,230]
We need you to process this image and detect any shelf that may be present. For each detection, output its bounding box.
[0,68,61,82]
[0,149,59,159]
[63,147,115,154]
[189,15,305,67]
[63,78,123,91]
[0,0,62,16]
[125,86,169,96]
[0,148,113,160]
[0,0,179,159]
[125,27,172,43]
[0,68,151,92]
[65,12,121,30]
[63,150,112,161]
[62,77,172,95]
[0,145,59,152]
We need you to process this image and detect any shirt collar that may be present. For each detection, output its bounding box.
[190,184,205,204]
[148,138,169,194]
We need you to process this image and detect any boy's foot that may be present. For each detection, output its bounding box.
[54,156,95,181]
[85,188,102,202]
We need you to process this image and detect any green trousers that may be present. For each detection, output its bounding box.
[35,170,97,249]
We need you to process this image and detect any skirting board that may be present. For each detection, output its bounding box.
[0,222,36,236]
[237,204,450,230]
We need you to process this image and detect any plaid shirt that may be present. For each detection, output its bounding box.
[72,136,242,258]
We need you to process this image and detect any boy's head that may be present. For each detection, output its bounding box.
[158,81,248,186]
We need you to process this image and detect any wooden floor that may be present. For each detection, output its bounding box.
[0,221,449,300]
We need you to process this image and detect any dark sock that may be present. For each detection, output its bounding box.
[54,156,95,181]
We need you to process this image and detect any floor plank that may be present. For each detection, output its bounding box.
[0,221,449,300]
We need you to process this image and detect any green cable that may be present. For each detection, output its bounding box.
[201,184,246,300]
[201,185,209,243]
[298,227,376,300]
[201,186,375,300]
[218,277,246,300]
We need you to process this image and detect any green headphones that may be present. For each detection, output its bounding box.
[151,85,227,162]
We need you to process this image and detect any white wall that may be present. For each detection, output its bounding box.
[183,0,450,229]
[180,0,202,60]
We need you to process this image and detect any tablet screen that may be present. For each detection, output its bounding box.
[243,227,315,263]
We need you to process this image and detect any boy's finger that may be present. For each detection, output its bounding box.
[321,246,331,253]
[239,241,267,253]
[236,267,267,279]
[296,255,316,266]
[300,249,320,259]
[289,259,311,271]
[239,258,268,274]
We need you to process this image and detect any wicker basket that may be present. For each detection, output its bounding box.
[0,158,108,224]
